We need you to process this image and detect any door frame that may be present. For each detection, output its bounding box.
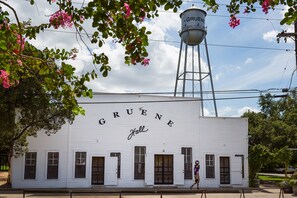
[154,154,174,185]
[219,156,230,185]
[91,156,105,185]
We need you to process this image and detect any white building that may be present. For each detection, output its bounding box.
[11,93,249,188]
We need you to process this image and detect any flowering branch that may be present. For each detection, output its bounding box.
[0,1,23,55]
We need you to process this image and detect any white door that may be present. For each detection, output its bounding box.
[231,156,243,185]
[174,154,184,185]
[105,157,117,185]
[145,153,154,186]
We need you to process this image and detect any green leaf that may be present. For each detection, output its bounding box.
[164,3,171,11]
[0,40,7,50]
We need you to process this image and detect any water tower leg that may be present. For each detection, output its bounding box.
[182,43,189,97]
[192,46,195,97]
[197,44,204,116]
[174,40,183,97]
[204,38,218,117]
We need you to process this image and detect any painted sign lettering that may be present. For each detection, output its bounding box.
[127,125,149,140]
[98,107,174,127]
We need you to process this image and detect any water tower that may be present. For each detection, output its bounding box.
[174,5,218,117]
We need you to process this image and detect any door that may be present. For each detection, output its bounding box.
[174,154,184,185]
[154,155,173,184]
[92,157,104,185]
[220,157,230,184]
[145,154,154,186]
[105,157,117,185]
[232,156,243,185]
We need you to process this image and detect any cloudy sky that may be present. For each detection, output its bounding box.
[6,0,296,117]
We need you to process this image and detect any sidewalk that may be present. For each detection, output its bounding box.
[0,171,296,198]
[0,190,295,198]
[1,185,295,198]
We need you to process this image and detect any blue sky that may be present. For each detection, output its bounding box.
[7,0,296,117]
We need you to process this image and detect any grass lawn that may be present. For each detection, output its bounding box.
[258,174,289,184]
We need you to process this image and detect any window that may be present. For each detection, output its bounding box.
[134,146,146,179]
[75,152,86,178]
[110,152,121,178]
[206,154,215,178]
[24,152,37,179]
[181,147,192,179]
[47,152,59,179]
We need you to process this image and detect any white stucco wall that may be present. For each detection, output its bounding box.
[199,117,249,187]
[11,93,248,188]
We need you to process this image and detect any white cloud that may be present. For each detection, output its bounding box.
[214,72,222,81]
[5,1,297,119]
[238,106,260,115]
[244,57,253,65]
[263,30,278,43]
[219,51,295,90]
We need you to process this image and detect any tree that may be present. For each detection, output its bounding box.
[248,144,272,186]
[242,90,297,185]
[202,0,296,28]
[0,76,75,182]
[275,146,293,178]
[0,0,183,183]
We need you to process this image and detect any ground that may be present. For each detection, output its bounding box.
[0,171,296,197]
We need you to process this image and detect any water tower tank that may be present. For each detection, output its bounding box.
[180,6,207,46]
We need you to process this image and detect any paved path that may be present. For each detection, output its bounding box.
[0,187,295,198]
[1,172,296,198]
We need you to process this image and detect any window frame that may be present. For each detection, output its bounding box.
[47,152,59,179]
[181,147,192,179]
[75,151,86,178]
[134,146,146,180]
[24,152,37,180]
[205,154,215,179]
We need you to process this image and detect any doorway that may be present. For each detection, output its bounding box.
[154,155,173,184]
[91,157,104,185]
[220,156,230,184]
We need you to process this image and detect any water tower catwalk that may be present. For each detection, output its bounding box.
[174,5,218,117]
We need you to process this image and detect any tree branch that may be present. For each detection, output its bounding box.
[0,1,23,56]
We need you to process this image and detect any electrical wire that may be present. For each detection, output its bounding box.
[77,94,287,105]
[42,29,293,52]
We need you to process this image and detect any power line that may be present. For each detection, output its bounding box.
[181,0,286,11]
[77,94,289,105]
[42,29,293,52]
[157,10,282,21]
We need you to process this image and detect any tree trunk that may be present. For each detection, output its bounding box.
[6,144,13,184]
[285,162,288,179]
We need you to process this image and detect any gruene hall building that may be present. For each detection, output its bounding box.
[12,93,248,188]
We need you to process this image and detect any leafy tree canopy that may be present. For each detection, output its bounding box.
[0,0,182,162]
[243,90,297,180]
[0,0,182,113]
[202,0,297,27]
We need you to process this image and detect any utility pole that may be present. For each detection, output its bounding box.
[277,20,297,68]
[277,20,297,88]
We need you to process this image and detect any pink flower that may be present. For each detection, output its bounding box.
[131,59,136,65]
[140,8,145,22]
[124,3,131,18]
[49,10,73,29]
[79,15,85,23]
[228,15,240,28]
[52,0,56,2]
[262,0,270,14]
[0,70,10,89]
[17,59,23,66]
[13,34,25,54]
[141,58,150,66]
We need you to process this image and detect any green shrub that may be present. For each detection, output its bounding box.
[291,172,297,179]
[289,172,297,186]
